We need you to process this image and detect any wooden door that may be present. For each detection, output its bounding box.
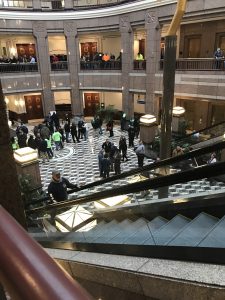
[139,39,145,58]
[24,95,44,120]
[84,93,100,116]
[184,36,201,58]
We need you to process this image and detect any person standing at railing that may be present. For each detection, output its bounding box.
[30,56,36,63]
[48,170,79,202]
[135,140,145,167]
[136,52,144,60]
[135,52,144,69]
[214,48,224,69]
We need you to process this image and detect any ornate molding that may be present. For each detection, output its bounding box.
[0,0,177,21]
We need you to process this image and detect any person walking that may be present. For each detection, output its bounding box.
[70,122,80,143]
[135,140,145,167]
[114,149,121,175]
[128,124,135,147]
[64,121,71,143]
[102,154,111,178]
[45,136,53,159]
[38,138,49,163]
[119,136,128,161]
[98,149,104,177]
[52,129,62,151]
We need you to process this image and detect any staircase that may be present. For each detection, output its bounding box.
[32,212,225,248]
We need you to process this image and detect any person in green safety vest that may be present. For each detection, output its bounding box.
[136,52,144,60]
[52,129,62,151]
[11,137,19,151]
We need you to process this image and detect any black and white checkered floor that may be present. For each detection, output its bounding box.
[39,124,153,196]
[38,123,225,204]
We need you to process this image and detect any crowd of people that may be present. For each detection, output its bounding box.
[0,55,36,64]
[11,112,145,203]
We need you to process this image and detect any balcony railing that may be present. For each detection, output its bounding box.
[0,63,38,73]
[80,60,121,70]
[73,0,135,9]
[160,58,225,71]
[133,60,146,70]
[0,0,33,9]
[41,0,64,10]
[51,61,68,71]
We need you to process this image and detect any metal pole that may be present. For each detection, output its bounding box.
[159,35,177,160]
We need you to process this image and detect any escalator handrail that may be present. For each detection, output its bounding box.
[173,120,225,142]
[27,156,225,214]
[27,139,225,209]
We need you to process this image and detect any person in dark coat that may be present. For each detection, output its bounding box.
[102,139,112,154]
[106,120,114,137]
[114,149,121,175]
[128,125,135,147]
[64,121,71,143]
[70,123,80,143]
[17,130,27,148]
[102,154,111,178]
[98,149,104,177]
[119,136,128,161]
[38,138,49,163]
[27,135,37,149]
[48,170,79,202]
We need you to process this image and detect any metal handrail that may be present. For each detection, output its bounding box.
[0,205,92,300]
[27,139,225,214]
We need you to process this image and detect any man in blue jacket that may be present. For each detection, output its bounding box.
[48,170,79,202]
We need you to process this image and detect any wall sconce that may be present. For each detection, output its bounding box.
[137,94,145,104]
[19,99,24,107]
[172,106,185,117]
[10,47,17,56]
[5,97,9,105]
[15,100,18,106]
[121,49,123,53]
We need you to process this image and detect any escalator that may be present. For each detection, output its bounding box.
[27,139,225,264]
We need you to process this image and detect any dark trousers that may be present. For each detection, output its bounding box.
[47,148,53,158]
[137,154,144,167]
[71,133,79,143]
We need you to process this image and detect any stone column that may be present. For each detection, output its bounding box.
[64,21,83,116]
[33,21,54,116]
[145,10,161,115]
[0,80,26,228]
[32,0,41,10]
[120,16,134,118]
[64,0,73,9]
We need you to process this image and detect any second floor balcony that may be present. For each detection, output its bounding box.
[0,62,38,73]
[0,0,33,9]
[160,58,225,71]
[80,60,121,70]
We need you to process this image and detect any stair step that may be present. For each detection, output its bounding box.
[92,219,132,243]
[198,215,225,248]
[122,216,168,245]
[144,215,190,245]
[108,218,148,244]
[167,213,219,246]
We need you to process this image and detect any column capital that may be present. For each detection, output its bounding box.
[145,10,159,30]
[64,21,77,37]
[119,15,132,33]
[33,21,47,38]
